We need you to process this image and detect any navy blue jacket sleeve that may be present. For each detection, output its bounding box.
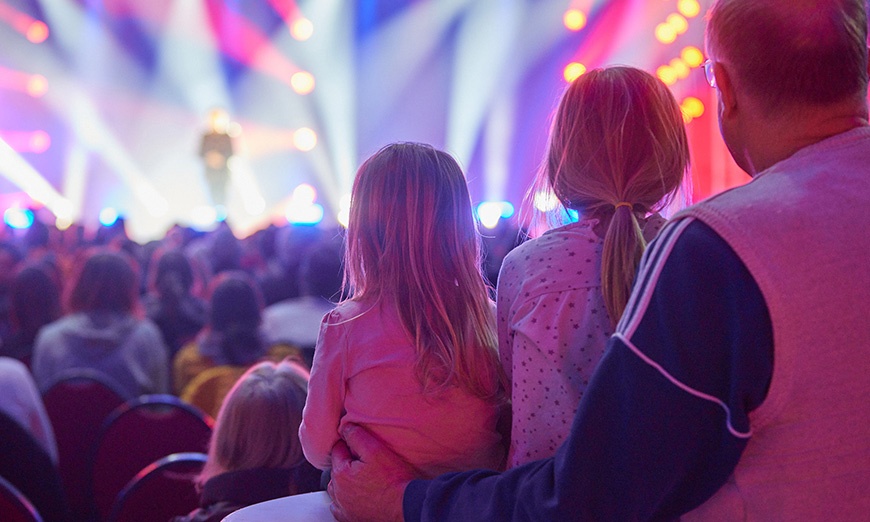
[403,218,773,521]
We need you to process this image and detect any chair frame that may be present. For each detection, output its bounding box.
[106,452,207,522]
[0,474,43,522]
[90,394,213,521]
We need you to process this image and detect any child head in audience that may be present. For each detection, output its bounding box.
[536,66,690,321]
[68,249,141,315]
[345,142,502,400]
[205,270,264,365]
[197,360,310,488]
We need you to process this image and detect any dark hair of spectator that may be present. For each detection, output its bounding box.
[67,249,140,315]
[207,271,264,365]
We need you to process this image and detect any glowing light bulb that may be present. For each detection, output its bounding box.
[655,23,678,44]
[680,46,705,68]
[291,18,314,41]
[29,131,50,153]
[670,58,690,80]
[55,216,72,230]
[26,75,48,97]
[293,128,317,151]
[26,21,48,43]
[99,207,119,227]
[4,208,34,229]
[656,65,678,85]
[667,14,689,35]
[563,9,587,31]
[563,62,587,83]
[292,184,317,206]
[681,96,705,118]
[290,71,315,95]
[677,0,701,18]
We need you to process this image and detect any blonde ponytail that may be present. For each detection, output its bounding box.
[601,205,646,325]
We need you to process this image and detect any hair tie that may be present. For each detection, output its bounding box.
[614,202,633,210]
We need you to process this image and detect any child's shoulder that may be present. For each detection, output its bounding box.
[504,221,597,266]
[324,299,382,326]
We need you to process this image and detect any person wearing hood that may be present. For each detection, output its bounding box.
[32,249,169,399]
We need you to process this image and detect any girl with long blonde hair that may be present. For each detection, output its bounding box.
[498,66,690,467]
[300,142,506,477]
[174,360,320,522]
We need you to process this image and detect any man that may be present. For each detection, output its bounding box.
[328,0,870,519]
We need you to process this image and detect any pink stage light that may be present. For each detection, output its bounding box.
[0,130,52,154]
[0,4,49,43]
[263,0,312,41]
[0,66,49,97]
[206,2,306,91]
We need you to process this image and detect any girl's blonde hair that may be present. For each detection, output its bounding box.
[197,360,310,487]
[532,66,690,323]
[345,142,503,401]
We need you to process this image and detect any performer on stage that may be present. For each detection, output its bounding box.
[200,108,234,208]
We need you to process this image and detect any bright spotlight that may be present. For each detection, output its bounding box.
[286,203,324,225]
[25,20,48,43]
[55,215,72,230]
[291,17,314,41]
[290,71,315,95]
[26,74,48,97]
[99,207,119,227]
[3,207,34,229]
[655,23,678,44]
[563,9,586,32]
[293,128,317,151]
[190,205,219,230]
[563,62,587,83]
[292,183,317,206]
[476,202,503,229]
[533,191,560,213]
[680,46,705,68]
[677,0,701,18]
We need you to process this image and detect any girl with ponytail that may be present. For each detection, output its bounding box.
[499,66,689,468]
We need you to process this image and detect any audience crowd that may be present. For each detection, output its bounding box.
[1,1,868,521]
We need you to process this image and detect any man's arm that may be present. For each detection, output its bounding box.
[401,218,773,520]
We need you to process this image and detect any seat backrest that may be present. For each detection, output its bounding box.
[180,364,247,419]
[0,474,43,522]
[0,411,68,522]
[41,371,126,521]
[92,395,214,521]
[107,452,207,522]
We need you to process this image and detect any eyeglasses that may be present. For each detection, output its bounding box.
[703,59,717,88]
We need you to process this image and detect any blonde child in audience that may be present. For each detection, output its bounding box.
[173,360,320,522]
[498,66,690,467]
[300,142,506,477]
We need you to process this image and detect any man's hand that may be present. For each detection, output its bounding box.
[328,424,418,522]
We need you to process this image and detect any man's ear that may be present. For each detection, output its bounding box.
[715,62,738,118]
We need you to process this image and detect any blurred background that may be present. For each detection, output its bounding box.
[0,0,750,242]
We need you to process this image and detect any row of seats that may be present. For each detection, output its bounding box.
[40,371,215,521]
[0,453,208,522]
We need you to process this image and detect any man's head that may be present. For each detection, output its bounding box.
[707,0,868,112]
[706,0,869,173]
